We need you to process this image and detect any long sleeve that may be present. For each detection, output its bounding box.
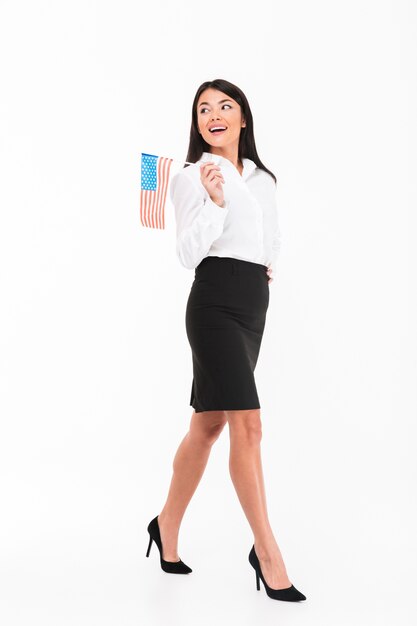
[272,220,281,258]
[269,184,282,280]
[170,169,230,269]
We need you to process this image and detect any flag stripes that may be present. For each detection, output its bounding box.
[140,153,173,229]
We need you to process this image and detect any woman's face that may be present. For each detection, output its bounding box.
[196,88,246,150]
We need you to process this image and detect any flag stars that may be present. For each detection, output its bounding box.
[141,153,158,191]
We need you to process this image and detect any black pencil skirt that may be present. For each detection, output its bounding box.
[185,256,270,413]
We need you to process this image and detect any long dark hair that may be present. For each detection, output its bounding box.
[184,78,277,185]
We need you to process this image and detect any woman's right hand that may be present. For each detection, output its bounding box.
[200,161,225,207]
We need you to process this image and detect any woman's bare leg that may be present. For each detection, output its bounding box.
[227,408,292,589]
[157,409,227,561]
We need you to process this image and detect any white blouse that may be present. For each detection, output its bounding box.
[169,151,282,279]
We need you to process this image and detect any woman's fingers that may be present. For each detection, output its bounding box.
[208,171,224,184]
[200,162,225,184]
[200,162,225,203]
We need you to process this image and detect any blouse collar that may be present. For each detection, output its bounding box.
[199,151,257,181]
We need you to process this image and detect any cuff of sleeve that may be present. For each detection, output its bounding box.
[268,260,277,282]
[202,195,230,220]
[269,250,280,279]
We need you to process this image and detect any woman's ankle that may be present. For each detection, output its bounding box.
[254,535,280,560]
[158,510,182,530]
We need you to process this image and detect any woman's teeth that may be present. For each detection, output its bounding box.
[209,127,227,134]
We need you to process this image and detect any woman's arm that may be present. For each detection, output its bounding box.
[170,170,230,269]
[269,182,282,281]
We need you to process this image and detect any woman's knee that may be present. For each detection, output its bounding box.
[189,410,227,445]
[226,409,263,444]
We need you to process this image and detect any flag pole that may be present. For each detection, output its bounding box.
[141,152,212,166]
[174,159,195,165]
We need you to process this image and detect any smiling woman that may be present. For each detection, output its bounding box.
[146,78,306,604]
[198,94,245,144]
[170,78,281,410]
[200,99,232,135]
[186,80,277,184]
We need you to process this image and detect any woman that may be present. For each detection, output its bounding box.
[145,79,306,602]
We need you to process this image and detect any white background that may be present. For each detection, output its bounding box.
[0,1,416,624]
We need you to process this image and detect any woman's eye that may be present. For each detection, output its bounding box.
[199,104,232,114]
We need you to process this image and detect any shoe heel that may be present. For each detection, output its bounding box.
[145,516,193,574]
[146,534,153,557]
[248,545,306,602]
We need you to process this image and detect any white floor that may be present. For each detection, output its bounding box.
[1,452,415,626]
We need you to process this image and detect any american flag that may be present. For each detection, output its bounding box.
[140,152,174,229]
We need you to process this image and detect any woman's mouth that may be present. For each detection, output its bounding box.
[209,126,227,135]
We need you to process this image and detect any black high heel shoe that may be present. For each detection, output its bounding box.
[146,515,192,574]
[248,545,306,601]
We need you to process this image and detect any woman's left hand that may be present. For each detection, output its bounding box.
[266,264,273,284]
